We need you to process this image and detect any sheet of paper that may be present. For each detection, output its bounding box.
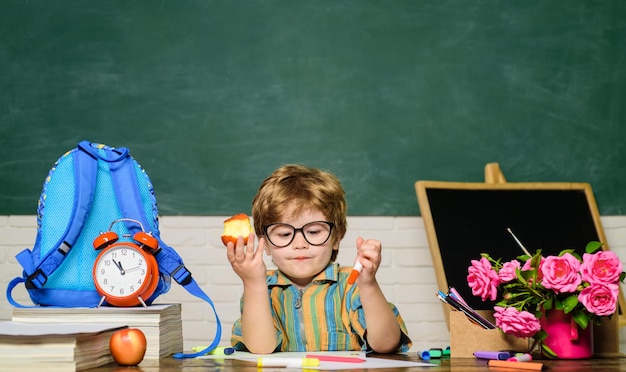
[310,357,434,370]
[199,350,435,369]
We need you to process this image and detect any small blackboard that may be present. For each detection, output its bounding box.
[415,168,626,334]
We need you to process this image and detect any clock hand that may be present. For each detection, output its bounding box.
[112,259,122,270]
[112,259,126,275]
[124,266,142,273]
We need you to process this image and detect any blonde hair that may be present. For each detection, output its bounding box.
[252,164,347,261]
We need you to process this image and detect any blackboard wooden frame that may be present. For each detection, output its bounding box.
[415,164,623,354]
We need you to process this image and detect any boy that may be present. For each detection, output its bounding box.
[225,164,412,354]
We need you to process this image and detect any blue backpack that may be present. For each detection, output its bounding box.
[6,140,220,358]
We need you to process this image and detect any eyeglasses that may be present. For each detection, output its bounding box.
[263,221,334,248]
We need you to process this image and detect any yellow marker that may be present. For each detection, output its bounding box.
[191,345,235,355]
[257,357,320,368]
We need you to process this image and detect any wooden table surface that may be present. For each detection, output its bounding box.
[85,353,626,371]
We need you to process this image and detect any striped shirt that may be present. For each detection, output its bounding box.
[231,262,412,352]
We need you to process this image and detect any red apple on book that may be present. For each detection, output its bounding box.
[221,213,252,246]
[109,328,147,366]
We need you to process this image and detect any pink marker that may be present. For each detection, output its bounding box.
[347,261,363,284]
[507,353,533,362]
[305,353,365,363]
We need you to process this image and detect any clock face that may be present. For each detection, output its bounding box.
[93,243,152,300]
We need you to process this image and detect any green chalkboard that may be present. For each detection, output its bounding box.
[1,1,625,216]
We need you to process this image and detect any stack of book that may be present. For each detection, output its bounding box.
[0,321,126,371]
[12,303,183,359]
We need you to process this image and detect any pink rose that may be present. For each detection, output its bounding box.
[521,256,544,282]
[499,260,521,282]
[493,306,541,338]
[467,257,500,301]
[578,283,619,316]
[540,253,582,293]
[580,251,623,285]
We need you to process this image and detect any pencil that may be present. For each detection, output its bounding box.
[488,360,544,370]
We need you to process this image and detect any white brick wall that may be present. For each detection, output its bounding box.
[2,215,626,354]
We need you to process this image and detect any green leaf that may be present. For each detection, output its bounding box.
[543,298,553,311]
[559,248,576,257]
[530,251,542,268]
[516,270,529,286]
[542,344,558,359]
[568,251,582,261]
[554,298,564,311]
[534,329,547,342]
[572,310,589,329]
[562,295,579,313]
[585,241,603,254]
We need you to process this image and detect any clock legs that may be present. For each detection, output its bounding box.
[96,295,147,307]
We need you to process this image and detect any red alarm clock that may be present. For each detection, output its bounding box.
[92,218,160,307]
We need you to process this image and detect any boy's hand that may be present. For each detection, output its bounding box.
[354,236,382,286]
[226,232,267,284]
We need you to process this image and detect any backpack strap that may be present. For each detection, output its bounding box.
[156,239,223,359]
[7,141,99,307]
[107,147,222,358]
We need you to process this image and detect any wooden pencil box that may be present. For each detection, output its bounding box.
[448,310,529,358]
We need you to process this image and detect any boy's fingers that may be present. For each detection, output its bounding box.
[356,236,364,250]
[226,243,236,263]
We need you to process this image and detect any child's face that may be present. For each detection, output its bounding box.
[265,204,338,288]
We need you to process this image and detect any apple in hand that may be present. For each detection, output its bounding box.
[109,328,147,366]
[221,213,252,246]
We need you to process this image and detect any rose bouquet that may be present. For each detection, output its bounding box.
[467,241,625,358]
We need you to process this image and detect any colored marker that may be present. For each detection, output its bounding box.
[347,260,363,284]
[488,360,544,370]
[190,345,235,355]
[508,353,533,362]
[418,350,431,360]
[257,357,320,368]
[442,346,451,357]
[418,347,446,360]
[428,348,443,358]
[474,351,511,360]
[305,354,365,363]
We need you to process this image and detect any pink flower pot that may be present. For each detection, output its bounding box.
[541,309,593,359]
